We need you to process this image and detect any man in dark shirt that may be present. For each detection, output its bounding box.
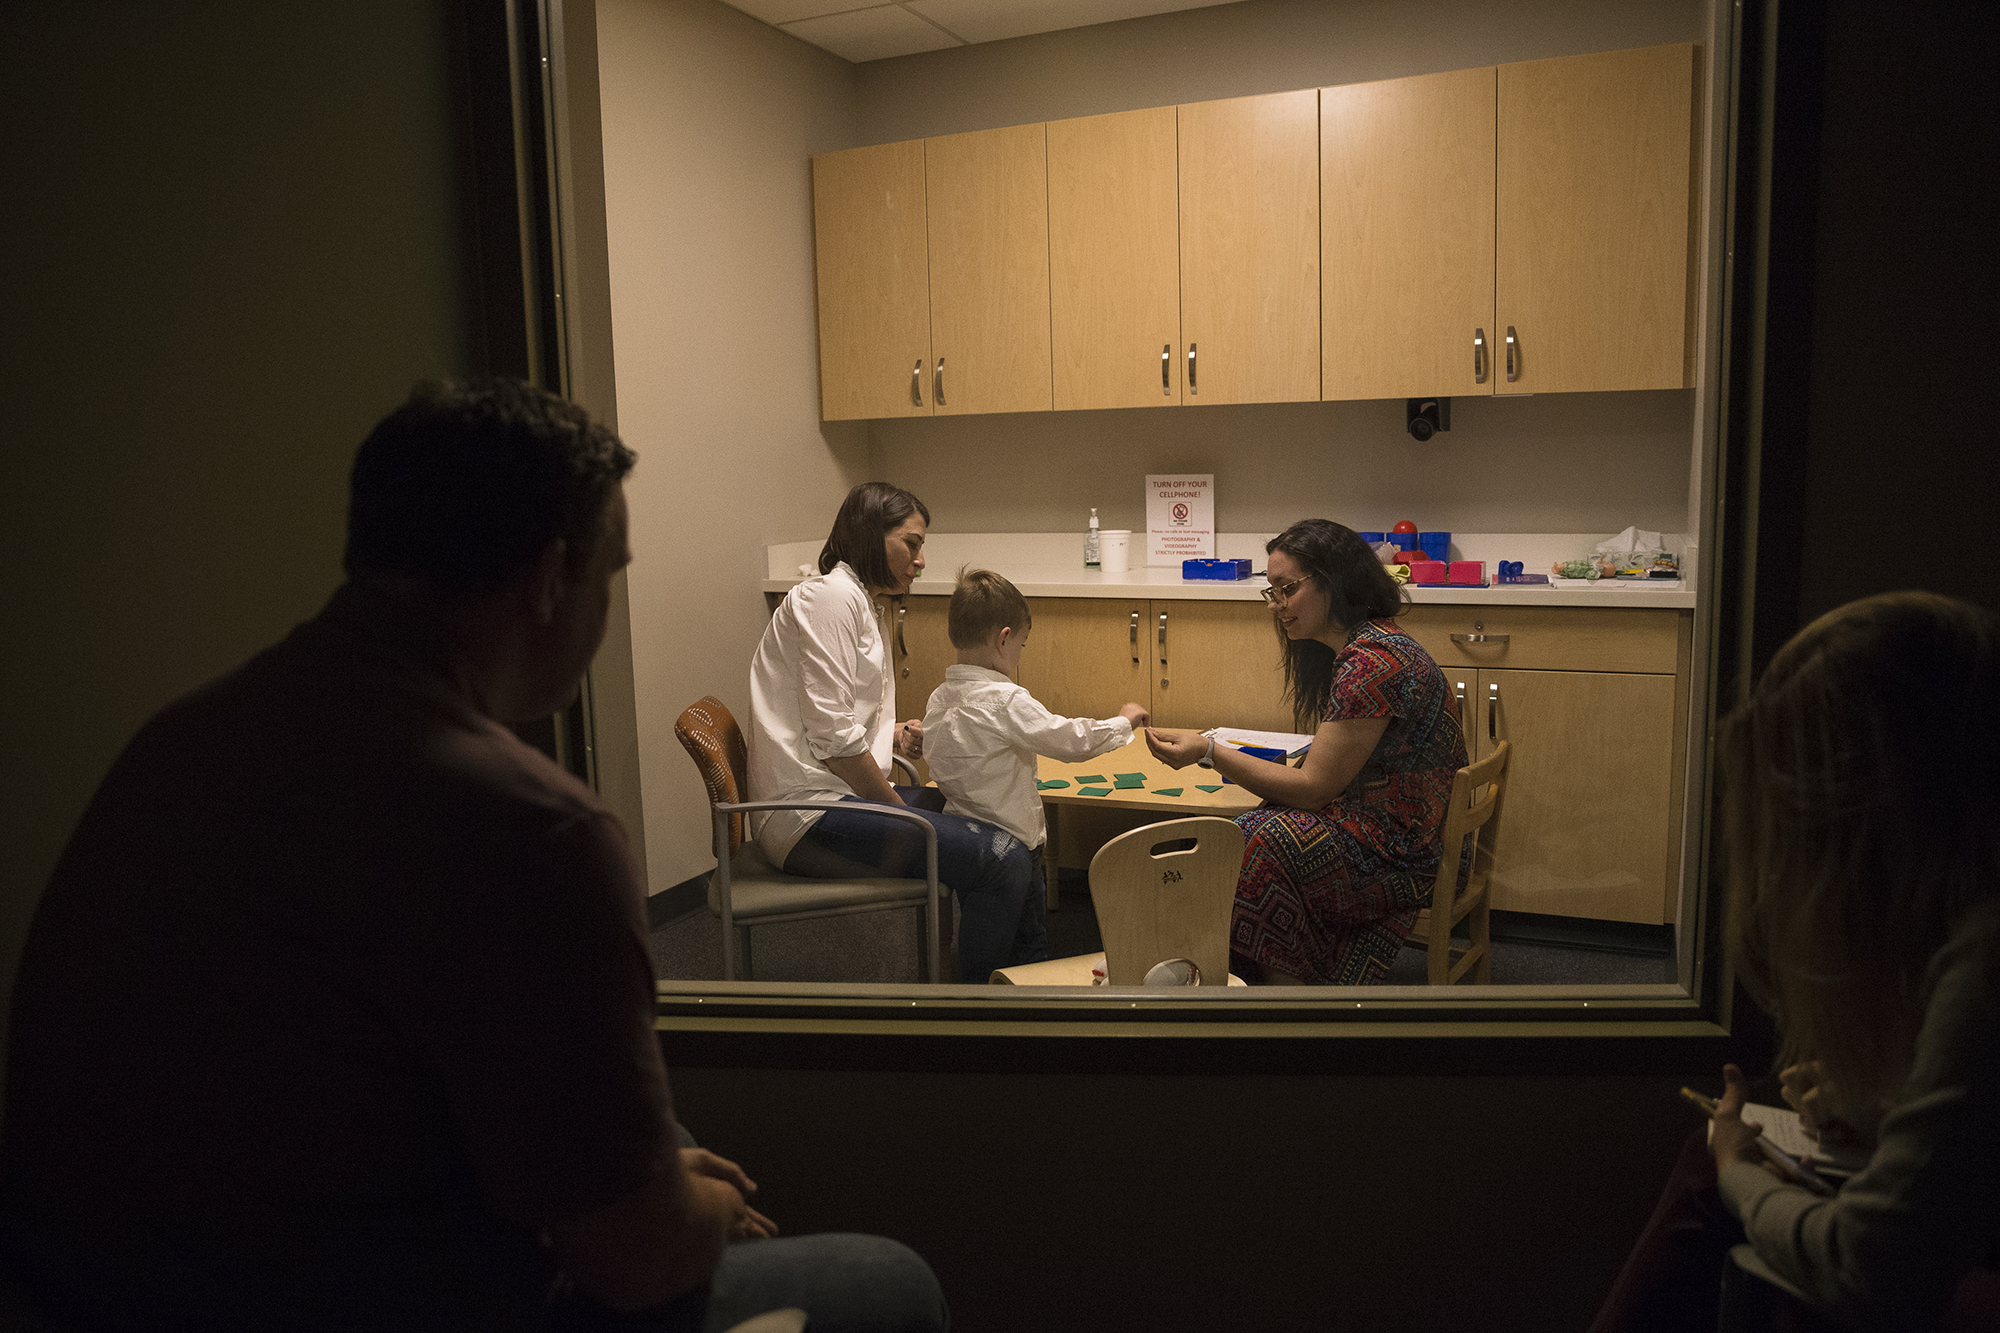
[0,380,945,1332]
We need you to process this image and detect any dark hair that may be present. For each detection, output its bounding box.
[1266,519,1408,731]
[344,379,634,592]
[947,568,1032,649]
[818,482,930,590]
[1722,591,2000,1109]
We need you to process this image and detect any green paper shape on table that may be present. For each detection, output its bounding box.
[1113,772,1146,782]
[1153,787,1184,797]
[1195,784,1224,793]
[1072,774,1107,785]
[1036,779,1071,790]
[1113,776,1145,789]
[1077,786,1112,797]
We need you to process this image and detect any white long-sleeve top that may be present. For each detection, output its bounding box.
[746,562,896,866]
[922,665,1133,850]
[1718,908,2000,1326]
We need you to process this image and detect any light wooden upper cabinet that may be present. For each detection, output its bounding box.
[1321,67,1497,401]
[1496,42,1699,394]
[812,140,932,422]
[1178,90,1321,406]
[1048,107,1182,411]
[925,123,1053,416]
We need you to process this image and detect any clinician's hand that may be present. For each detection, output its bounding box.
[1144,728,1208,769]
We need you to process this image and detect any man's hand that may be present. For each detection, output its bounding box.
[1119,703,1150,728]
[1144,727,1208,769]
[894,719,924,759]
[682,1148,777,1241]
[1710,1063,1773,1175]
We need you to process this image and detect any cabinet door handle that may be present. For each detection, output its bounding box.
[1504,326,1518,383]
[1487,682,1499,742]
[911,359,923,406]
[1130,611,1140,663]
[1187,343,1197,396]
[896,605,907,656]
[934,357,946,405]
[1162,344,1171,396]
[1474,328,1486,384]
[1450,632,1511,644]
[1158,612,1168,664]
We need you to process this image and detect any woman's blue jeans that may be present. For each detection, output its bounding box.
[782,787,1044,982]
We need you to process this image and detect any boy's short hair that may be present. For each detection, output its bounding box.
[947,567,1032,648]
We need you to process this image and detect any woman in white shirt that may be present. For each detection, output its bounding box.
[746,483,1038,983]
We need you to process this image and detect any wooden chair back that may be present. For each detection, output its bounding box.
[674,696,750,854]
[1409,739,1510,984]
[1087,817,1245,986]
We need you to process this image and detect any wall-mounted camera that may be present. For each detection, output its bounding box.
[1406,397,1450,441]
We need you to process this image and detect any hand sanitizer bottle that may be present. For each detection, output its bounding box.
[1084,509,1101,569]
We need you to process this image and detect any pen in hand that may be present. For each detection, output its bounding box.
[1680,1086,1837,1196]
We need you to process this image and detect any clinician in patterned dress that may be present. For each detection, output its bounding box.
[1145,519,1468,983]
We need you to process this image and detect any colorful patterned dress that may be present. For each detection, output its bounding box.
[1231,619,1469,983]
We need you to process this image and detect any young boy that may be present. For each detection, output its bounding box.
[923,568,1149,970]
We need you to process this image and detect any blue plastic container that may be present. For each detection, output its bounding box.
[1356,531,1385,545]
[1417,532,1451,563]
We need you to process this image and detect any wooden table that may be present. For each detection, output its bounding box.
[1036,734,1259,908]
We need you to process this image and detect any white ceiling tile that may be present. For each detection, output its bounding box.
[905,0,1244,47]
[780,6,965,62]
[718,0,864,25]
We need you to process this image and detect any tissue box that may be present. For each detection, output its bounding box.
[1448,560,1487,586]
[1408,561,1448,584]
[1183,558,1252,581]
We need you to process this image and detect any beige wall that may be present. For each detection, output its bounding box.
[597,0,865,893]
[872,390,1696,537]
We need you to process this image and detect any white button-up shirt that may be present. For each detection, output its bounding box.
[922,665,1133,850]
[746,562,897,866]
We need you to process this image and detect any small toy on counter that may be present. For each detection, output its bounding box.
[1183,557,1253,581]
[1648,553,1680,579]
[1553,559,1605,581]
[1409,560,1448,585]
[1496,561,1550,586]
[1390,519,1419,557]
[1447,560,1487,587]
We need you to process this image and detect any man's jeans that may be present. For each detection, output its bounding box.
[783,787,1044,983]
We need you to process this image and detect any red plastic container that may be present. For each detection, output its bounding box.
[1448,560,1486,586]
[1409,561,1448,584]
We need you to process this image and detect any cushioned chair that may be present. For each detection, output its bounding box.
[1402,739,1510,985]
[991,816,1246,986]
[1720,1245,2000,1333]
[674,696,940,982]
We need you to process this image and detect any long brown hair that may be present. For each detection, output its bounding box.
[1722,591,2000,1109]
[818,482,929,590]
[1266,519,1408,731]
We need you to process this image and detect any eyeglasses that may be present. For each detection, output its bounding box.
[1260,575,1310,606]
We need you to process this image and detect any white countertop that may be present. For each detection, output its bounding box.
[764,532,1697,609]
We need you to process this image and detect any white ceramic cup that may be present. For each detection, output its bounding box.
[1099,529,1131,572]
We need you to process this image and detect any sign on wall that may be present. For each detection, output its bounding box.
[1145,474,1214,566]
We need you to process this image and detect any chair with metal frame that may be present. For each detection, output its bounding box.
[1401,739,1510,985]
[673,696,941,982]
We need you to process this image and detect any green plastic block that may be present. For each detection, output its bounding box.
[1072,774,1107,785]
[1113,772,1146,782]
[1153,787,1184,797]
[1077,786,1112,797]
[1195,784,1224,793]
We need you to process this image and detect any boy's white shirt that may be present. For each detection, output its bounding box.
[922,664,1133,849]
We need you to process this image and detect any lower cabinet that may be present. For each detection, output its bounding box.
[1405,605,1691,926]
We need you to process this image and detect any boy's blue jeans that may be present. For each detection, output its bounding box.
[782,786,1046,982]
